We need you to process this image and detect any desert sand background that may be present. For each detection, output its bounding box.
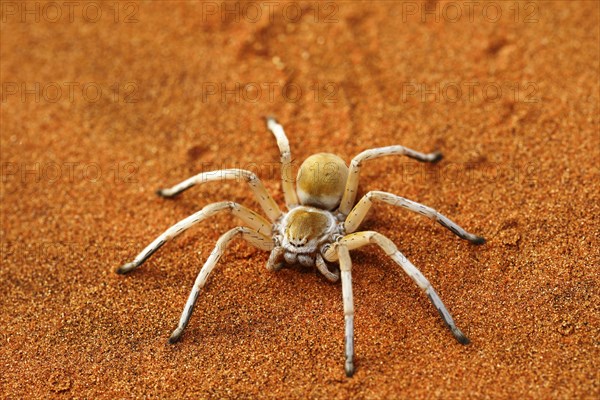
[1,1,598,398]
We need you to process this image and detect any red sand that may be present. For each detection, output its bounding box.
[1,1,598,398]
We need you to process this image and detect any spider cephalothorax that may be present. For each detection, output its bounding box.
[117,116,485,377]
[278,206,340,264]
[273,152,348,273]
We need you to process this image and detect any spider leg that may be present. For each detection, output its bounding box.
[344,191,485,244]
[337,244,355,377]
[325,231,470,345]
[266,116,299,208]
[116,201,272,274]
[338,146,442,215]
[156,169,282,221]
[169,227,274,343]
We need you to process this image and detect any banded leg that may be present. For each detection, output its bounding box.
[157,169,282,221]
[266,117,299,208]
[325,231,470,345]
[337,244,355,377]
[169,227,274,343]
[116,201,272,274]
[345,191,485,244]
[338,146,442,215]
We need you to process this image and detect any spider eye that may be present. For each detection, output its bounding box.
[289,237,307,247]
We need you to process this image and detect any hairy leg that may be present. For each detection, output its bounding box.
[157,169,282,221]
[266,116,299,208]
[116,201,271,274]
[337,244,355,377]
[325,231,470,344]
[169,227,274,343]
[344,191,485,244]
[339,146,441,215]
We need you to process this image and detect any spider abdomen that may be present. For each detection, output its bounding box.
[296,153,349,210]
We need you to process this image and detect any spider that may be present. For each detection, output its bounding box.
[116,117,485,377]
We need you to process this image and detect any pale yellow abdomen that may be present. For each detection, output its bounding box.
[296,153,349,210]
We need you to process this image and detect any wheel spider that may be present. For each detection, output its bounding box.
[117,117,485,377]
